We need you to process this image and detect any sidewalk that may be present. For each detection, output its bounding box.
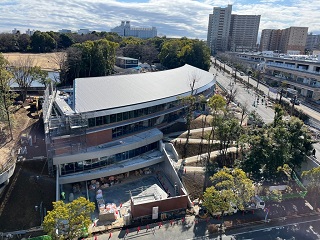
[174,147,237,172]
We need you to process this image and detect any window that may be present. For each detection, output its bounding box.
[103,115,110,124]
[117,113,122,122]
[123,112,129,120]
[110,114,116,123]
[88,118,96,127]
[96,116,103,126]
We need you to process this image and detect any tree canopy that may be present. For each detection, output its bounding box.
[0,53,14,139]
[241,116,313,181]
[31,31,56,52]
[10,56,49,101]
[64,39,118,84]
[159,38,210,70]
[302,166,320,208]
[203,167,255,216]
[43,197,95,240]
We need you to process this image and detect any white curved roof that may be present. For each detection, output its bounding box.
[74,64,214,113]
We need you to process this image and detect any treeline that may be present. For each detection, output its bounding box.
[0,31,123,53]
[0,31,211,86]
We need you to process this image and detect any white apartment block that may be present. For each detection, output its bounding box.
[110,21,157,39]
[59,29,72,34]
[78,29,90,35]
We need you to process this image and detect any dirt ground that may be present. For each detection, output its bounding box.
[0,160,55,232]
[0,106,55,232]
[3,52,62,71]
[0,106,37,167]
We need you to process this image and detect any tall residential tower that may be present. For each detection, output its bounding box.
[207,5,260,54]
[207,5,232,54]
[260,27,308,54]
[229,14,260,52]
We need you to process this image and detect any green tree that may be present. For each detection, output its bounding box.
[65,39,118,83]
[216,117,242,165]
[302,166,320,208]
[203,168,255,225]
[206,95,226,161]
[0,53,14,139]
[31,31,56,52]
[242,117,312,181]
[58,34,74,49]
[159,38,210,70]
[43,197,95,240]
[273,104,284,127]
[104,32,122,43]
[0,33,19,52]
[17,34,31,52]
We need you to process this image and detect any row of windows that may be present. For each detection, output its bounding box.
[60,142,159,175]
[88,100,182,128]
[112,110,185,139]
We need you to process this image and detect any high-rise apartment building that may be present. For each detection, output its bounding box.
[110,21,157,39]
[207,5,260,54]
[306,33,320,52]
[207,5,232,54]
[259,29,282,52]
[260,27,308,54]
[279,27,308,54]
[229,14,260,52]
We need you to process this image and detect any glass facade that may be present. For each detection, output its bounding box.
[111,110,185,138]
[60,141,159,175]
[88,100,182,128]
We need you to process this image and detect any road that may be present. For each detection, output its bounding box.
[212,57,320,122]
[211,58,320,163]
[89,214,320,240]
[227,216,320,240]
[209,65,275,124]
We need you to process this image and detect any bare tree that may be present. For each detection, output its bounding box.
[181,73,199,158]
[11,56,47,101]
[49,51,67,85]
[226,84,238,105]
[239,101,249,127]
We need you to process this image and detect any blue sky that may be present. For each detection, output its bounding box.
[0,0,319,39]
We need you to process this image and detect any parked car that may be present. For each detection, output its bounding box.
[290,98,300,105]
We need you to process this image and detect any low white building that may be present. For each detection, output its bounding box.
[78,29,90,35]
[111,21,157,39]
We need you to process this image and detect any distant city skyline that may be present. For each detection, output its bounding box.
[0,0,319,39]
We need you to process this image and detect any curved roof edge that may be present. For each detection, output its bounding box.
[74,64,214,113]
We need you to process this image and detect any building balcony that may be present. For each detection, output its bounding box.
[58,150,164,184]
[266,62,320,77]
[264,74,320,92]
[52,128,163,165]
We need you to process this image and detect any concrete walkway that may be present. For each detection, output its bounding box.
[164,127,213,138]
[174,147,238,173]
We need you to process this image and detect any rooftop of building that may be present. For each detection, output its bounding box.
[60,64,214,114]
[235,52,320,63]
[116,56,138,61]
